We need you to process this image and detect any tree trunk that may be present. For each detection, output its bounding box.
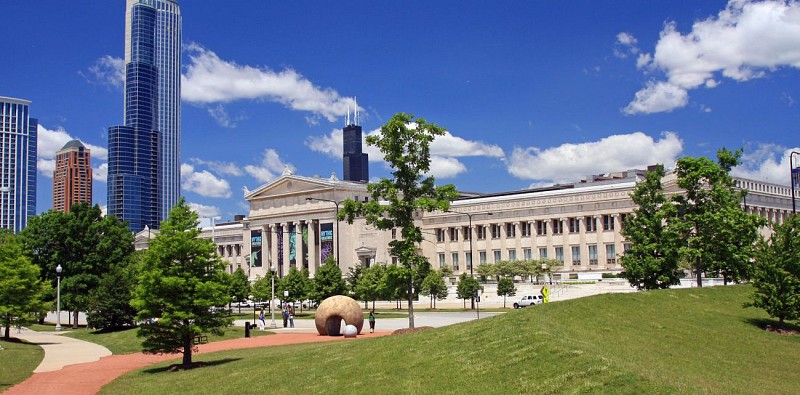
[72,311,79,329]
[503,296,506,309]
[695,258,703,288]
[4,323,9,340]
[407,277,415,329]
[182,321,193,368]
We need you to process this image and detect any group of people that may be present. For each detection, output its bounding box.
[257,306,378,333]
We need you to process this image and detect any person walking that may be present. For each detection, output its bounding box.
[258,308,266,330]
[288,306,295,328]
[368,311,376,333]
[282,306,289,328]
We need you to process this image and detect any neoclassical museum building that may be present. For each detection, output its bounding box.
[167,167,794,283]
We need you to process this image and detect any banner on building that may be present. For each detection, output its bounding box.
[277,225,284,269]
[320,222,334,264]
[793,167,799,189]
[302,223,309,268]
[289,224,296,267]
[250,229,262,267]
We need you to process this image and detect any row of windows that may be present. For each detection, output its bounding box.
[435,214,626,243]
[437,243,631,268]
[218,244,242,258]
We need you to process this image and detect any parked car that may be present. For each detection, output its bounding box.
[512,295,543,309]
[232,300,254,308]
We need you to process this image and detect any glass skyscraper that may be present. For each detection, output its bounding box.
[0,97,37,233]
[110,0,181,231]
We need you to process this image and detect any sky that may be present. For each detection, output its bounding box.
[1,0,798,222]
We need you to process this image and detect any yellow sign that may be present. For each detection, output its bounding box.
[540,285,550,303]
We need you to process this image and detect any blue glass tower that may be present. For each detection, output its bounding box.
[343,123,369,182]
[108,2,160,232]
[0,97,37,233]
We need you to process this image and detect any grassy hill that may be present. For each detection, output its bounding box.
[103,285,800,394]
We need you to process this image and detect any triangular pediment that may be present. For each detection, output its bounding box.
[245,174,368,201]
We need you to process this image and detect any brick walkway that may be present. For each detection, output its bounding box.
[6,332,387,395]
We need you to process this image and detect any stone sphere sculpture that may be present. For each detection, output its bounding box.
[343,324,358,338]
[314,295,364,336]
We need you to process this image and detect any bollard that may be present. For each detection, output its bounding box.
[244,322,251,338]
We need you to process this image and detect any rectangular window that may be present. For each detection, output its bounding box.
[436,229,445,243]
[449,227,459,241]
[505,223,516,237]
[539,247,548,259]
[479,251,487,264]
[603,215,615,231]
[588,244,598,265]
[523,248,532,260]
[624,242,632,252]
[464,226,471,241]
[391,228,397,240]
[536,220,547,235]
[569,217,579,233]
[555,247,564,263]
[392,256,398,265]
[438,253,445,268]
[585,216,596,232]
[452,253,459,271]
[606,244,616,264]
[552,219,563,234]
[493,250,502,262]
[508,249,517,261]
[521,222,531,237]
[492,224,502,239]
[571,246,581,265]
[620,214,628,229]
[479,225,487,240]
[466,252,473,270]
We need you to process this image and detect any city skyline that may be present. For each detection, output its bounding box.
[0,1,798,222]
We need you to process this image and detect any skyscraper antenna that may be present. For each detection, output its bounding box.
[346,105,350,126]
[354,97,359,126]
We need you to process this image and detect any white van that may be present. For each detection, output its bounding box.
[512,295,544,309]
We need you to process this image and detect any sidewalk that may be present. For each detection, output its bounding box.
[11,327,111,372]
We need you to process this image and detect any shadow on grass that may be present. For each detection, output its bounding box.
[745,318,800,333]
[142,358,242,374]
[86,326,138,335]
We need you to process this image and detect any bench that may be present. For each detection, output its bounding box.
[193,334,208,345]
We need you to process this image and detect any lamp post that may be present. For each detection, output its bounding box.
[306,197,341,265]
[269,265,277,329]
[55,264,62,331]
[448,210,492,310]
[791,151,800,214]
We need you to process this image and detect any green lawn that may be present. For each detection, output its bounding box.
[62,325,273,355]
[0,338,44,392]
[103,285,800,394]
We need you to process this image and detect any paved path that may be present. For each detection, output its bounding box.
[11,327,112,373]
[5,332,386,395]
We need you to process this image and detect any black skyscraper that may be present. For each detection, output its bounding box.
[343,123,369,182]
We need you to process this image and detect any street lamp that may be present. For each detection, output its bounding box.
[790,151,800,214]
[306,197,342,265]
[269,265,277,329]
[55,264,62,331]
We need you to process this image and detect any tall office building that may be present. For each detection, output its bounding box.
[52,140,92,213]
[0,97,37,233]
[109,0,181,231]
[342,104,368,182]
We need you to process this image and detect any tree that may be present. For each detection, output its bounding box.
[0,231,48,339]
[620,165,682,290]
[228,267,251,313]
[339,113,459,328]
[746,215,800,327]
[86,256,140,330]
[131,198,231,369]
[496,277,516,308]
[420,270,449,309]
[456,273,482,309]
[538,259,563,284]
[278,267,312,308]
[20,204,133,327]
[355,264,386,311]
[673,149,765,286]
[310,259,347,305]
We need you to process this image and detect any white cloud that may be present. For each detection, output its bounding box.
[181,163,232,198]
[93,163,108,182]
[627,0,800,114]
[188,202,221,218]
[244,149,296,183]
[36,124,108,178]
[81,55,124,88]
[181,43,357,122]
[207,104,239,128]
[428,156,467,179]
[507,132,684,182]
[614,32,640,58]
[623,81,689,114]
[189,158,243,176]
[732,143,799,185]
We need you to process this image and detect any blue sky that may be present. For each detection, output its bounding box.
[1,0,798,221]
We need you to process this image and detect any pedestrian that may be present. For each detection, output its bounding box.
[258,308,266,330]
[282,306,289,328]
[288,306,295,328]
[368,311,376,333]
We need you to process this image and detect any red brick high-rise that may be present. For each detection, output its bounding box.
[52,140,92,212]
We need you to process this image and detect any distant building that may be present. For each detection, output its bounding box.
[0,96,37,233]
[52,140,92,212]
[342,102,368,182]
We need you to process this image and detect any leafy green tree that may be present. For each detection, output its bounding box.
[339,113,459,328]
[346,263,363,295]
[0,231,48,339]
[355,264,386,311]
[673,149,765,286]
[228,267,251,313]
[86,258,139,329]
[456,273,482,309]
[383,264,411,309]
[746,215,800,327]
[131,199,231,369]
[538,259,563,284]
[310,260,347,305]
[496,277,516,308]
[278,267,312,307]
[620,165,682,290]
[420,270,449,309]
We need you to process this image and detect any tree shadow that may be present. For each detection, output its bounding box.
[142,358,242,374]
[745,318,800,333]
